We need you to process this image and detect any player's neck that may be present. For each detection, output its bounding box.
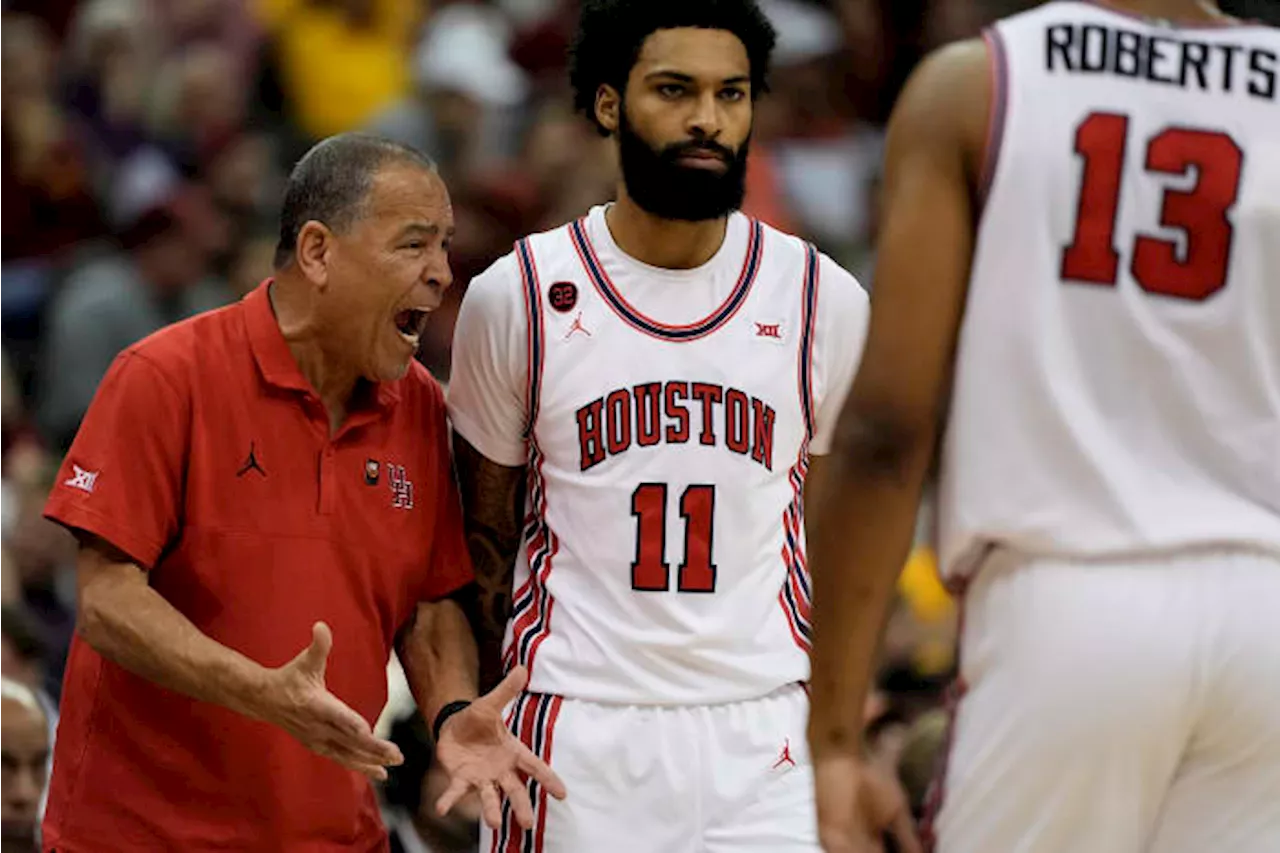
[268,275,359,431]
[1098,0,1232,24]
[605,192,728,271]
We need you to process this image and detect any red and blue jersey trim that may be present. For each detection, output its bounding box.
[505,440,558,677]
[515,238,544,436]
[798,242,820,439]
[778,449,813,651]
[780,244,819,651]
[493,692,563,853]
[568,215,765,341]
[979,27,1010,207]
[506,238,557,680]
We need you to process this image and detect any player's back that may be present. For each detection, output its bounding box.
[938,1,1280,581]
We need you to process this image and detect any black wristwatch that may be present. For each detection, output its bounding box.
[432,700,473,742]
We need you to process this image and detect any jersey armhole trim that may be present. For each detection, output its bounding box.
[979,26,1011,208]
[798,243,820,441]
[516,238,545,443]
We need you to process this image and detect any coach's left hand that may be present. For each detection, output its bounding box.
[433,665,568,830]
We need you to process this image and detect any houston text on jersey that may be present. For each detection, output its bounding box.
[1045,23,1277,100]
[576,381,777,472]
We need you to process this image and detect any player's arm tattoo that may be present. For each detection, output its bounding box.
[452,431,526,693]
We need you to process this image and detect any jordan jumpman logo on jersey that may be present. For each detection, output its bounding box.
[564,312,592,340]
[772,738,796,769]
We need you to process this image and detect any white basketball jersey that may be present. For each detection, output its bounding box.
[939,1,1280,581]
[448,206,868,704]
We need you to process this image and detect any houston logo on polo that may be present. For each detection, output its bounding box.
[386,463,414,509]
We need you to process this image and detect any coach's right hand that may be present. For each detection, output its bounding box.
[258,621,405,780]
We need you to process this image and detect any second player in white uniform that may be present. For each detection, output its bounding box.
[450,204,863,851]
[807,2,1280,852]
[445,2,892,851]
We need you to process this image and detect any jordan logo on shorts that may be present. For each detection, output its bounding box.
[771,738,796,770]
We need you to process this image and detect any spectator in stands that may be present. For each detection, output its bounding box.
[1,13,107,369]
[203,132,281,253]
[155,0,263,78]
[0,606,47,695]
[0,386,74,705]
[226,225,280,299]
[2,349,21,450]
[258,0,423,142]
[1,678,50,853]
[1,14,105,265]
[0,605,59,730]
[369,2,530,182]
[149,41,249,176]
[62,0,159,187]
[36,180,230,449]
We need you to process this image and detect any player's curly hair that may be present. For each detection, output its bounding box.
[569,0,777,137]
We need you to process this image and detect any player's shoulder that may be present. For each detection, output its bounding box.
[466,216,573,295]
[902,36,990,110]
[463,216,587,315]
[882,35,991,183]
[754,216,868,302]
[754,216,811,268]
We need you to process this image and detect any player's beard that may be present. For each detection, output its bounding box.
[616,107,749,222]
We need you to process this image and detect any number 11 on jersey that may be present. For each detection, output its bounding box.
[631,483,717,593]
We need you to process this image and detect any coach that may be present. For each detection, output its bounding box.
[40,134,562,852]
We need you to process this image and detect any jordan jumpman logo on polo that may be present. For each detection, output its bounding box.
[236,442,266,478]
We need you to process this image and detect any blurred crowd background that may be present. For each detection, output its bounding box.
[2,0,1277,849]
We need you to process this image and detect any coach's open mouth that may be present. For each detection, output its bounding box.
[394,308,429,343]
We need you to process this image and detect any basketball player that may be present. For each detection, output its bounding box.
[805,1,1279,852]
[445,1,917,850]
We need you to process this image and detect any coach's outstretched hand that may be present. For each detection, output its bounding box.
[433,665,568,830]
[815,753,921,853]
[261,622,405,781]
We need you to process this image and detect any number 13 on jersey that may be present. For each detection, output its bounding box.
[1061,111,1244,301]
[631,483,717,593]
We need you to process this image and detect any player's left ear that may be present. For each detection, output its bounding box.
[595,84,620,134]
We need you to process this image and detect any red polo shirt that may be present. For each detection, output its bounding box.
[41,281,473,852]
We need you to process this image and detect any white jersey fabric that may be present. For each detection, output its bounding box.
[939,1,1280,582]
[448,205,867,705]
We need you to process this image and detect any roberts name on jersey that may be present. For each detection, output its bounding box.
[1045,20,1277,99]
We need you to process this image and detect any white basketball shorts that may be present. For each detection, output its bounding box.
[926,546,1280,853]
[479,682,817,853]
